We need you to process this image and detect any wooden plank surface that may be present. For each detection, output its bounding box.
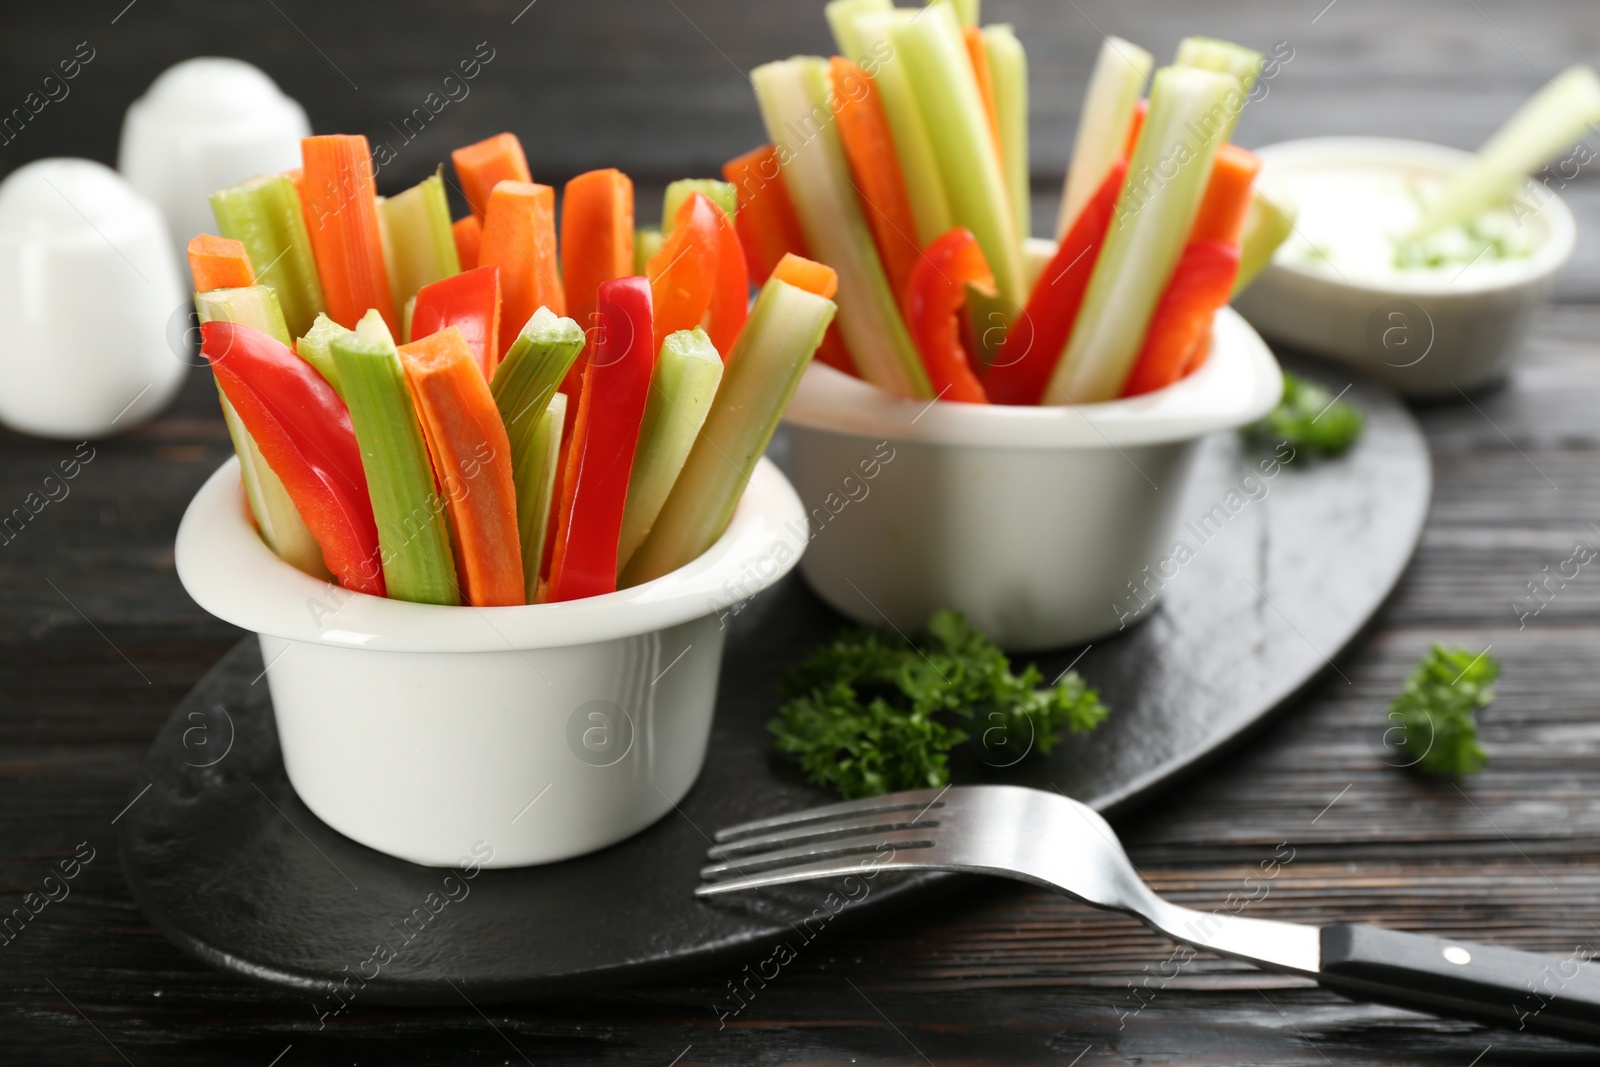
[3,0,1600,1062]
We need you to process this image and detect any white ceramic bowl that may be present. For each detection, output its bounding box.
[176,456,806,868]
[118,58,310,265]
[1233,137,1576,398]
[0,159,187,438]
[782,307,1283,652]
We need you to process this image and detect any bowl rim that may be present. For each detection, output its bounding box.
[781,306,1283,449]
[1252,135,1578,296]
[175,456,806,653]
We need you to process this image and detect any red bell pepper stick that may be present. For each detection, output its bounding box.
[453,215,482,271]
[723,144,810,284]
[200,321,383,596]
[545,277,655,603]
[647,192,719,354]
[707,201,749,357]
[299,135,397,333]
[902,228,993,404]
[411,266,503,380]
[985,159,1127,406]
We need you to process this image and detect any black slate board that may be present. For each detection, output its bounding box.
[119,360,1429,1007]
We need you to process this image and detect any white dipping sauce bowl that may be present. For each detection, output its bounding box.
[118,58,310,264]
[176,456,806,868]
[782,307,1283,652]
[0,159,186,438]
[1233,137,1576,398]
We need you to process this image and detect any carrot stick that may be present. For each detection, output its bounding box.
[722,145,812,284]
[1125,99,1148,158]
[398,327,525,606]
[187,234,256,292]
[560,168,636,341]
[770,252,839,299]
[453,215,482,270]
[299,135,397,332]
[962,25,1005,167]
[829,58,923,301]
[1189,143,1262,245]
[451,132,532,220]
[479,181,565,358]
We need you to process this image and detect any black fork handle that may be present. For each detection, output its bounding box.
[1318,925,1600,1043]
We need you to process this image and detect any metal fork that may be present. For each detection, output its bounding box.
[698,785,1600,1043]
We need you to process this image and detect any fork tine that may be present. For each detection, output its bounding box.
[712,786,951,843]
[695,851,940,897]
[702,827,940,879]
[708,809,942,859]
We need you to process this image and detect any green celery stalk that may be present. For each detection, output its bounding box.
[1058,36,1152,238]
[1047,66,1238,404]
[330,312,458,605]
[210,173,327,339]
[617,328,725,572]
[892,2,1025,305]
[1411,65,1600,238]
[295,313,353,396]
[850,11,954,247]
[1233,186,1297,296]
[378,169,461,313]
[194,285,329,580]
[1173,36,1262,141]
[753,57,932,399]
[490,307,585,437]
[635,227,663,274]
[929,0,978,26]
[984,24,1031,244]
[508,393,565,604]
[824,0,889,61]
[663,180,738,230]
[621,279,834,588]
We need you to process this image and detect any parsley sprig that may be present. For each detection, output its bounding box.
[1388,644,1499,778]
[770,610,1107,799]
[1246,371,1364,459]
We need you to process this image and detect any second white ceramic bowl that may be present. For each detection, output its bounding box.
[782,307,1283,652]
[176,456,806,868]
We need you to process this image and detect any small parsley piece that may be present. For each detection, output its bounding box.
[1245,371,1364,459]
[770,610,1107,799]
[1387,644,1499,778]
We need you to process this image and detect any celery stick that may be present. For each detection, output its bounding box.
[893,2,1025,305]
[824,0,889,61]
[509,393,565,604]
[1173,36,1262,141]
[210,173,327,339]
[1047,66,1238,404]
[622,279,834,588]
[194,286,329,580]
[929,0,978,26]
[379,170,460,313]
[663,180,737,231]
[851,12,954,247]
[635,227,663,274]
[295,313,352,396]
[1233,186,1297,296]
[331,315,459,605]
[753,58,932,399]
[618,328,725,572]
[490,307,585,437]
[984,24,1031,243]
[1411,65,1600,238]
[1058,36,1152,238]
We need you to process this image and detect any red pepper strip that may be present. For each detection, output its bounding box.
[545,277,655,603]
[201,321,384,596]
[411,266,503,380]
[985,159,1127,406]
[902,228,993,404]
[706,202,749,358]
[647,192,719,354]
[1121,241,1240,397]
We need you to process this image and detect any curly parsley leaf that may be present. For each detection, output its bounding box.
[1245,371,1364,459]
[1388,644,1498,778]
[770,610,1107,799]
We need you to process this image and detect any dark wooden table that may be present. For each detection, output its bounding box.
[3,1,1599,1062]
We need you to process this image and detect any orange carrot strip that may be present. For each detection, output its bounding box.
[398,327,525,606]
[452,133,532,220]
[560,168,636,341]
[299,135,397,331]
[722,145,812,285]
[770,253,839,300]
[1190,143,1262,245]
[479,181,565,358]
[1125,99,1148,158]
[962,25,1005,166]
[453,215,482,271]
[830,58,924,301]
[187,234,256,292]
